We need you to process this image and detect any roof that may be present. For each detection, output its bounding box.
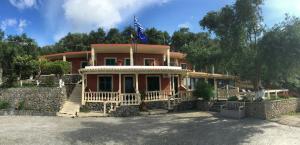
[187,71,237,80]
[170,52,186,59]
[91,44,170,49]
[42,51,91,59]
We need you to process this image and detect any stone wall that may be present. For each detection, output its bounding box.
[0,87,67,113]
[144,101,168,110]
[245,98,300,119]
[110,105,140,117]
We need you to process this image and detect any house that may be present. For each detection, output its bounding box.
[43,44,237,114]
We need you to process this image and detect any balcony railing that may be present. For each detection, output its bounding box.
[84,92,120,102]
[144,91,169,102]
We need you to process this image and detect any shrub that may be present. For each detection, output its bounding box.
[16,100,26,110]
[0,100,10,109]
[193,80,214,101]
[41,61,71,77]
[228,96,239,101]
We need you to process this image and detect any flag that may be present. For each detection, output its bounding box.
[134,17,148,43]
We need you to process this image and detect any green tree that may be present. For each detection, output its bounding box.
[144,28,170,45]
[171,28,196,51]
[200,0,264,89]
[13,55,38,80]
[105,28,123,43]
[89,28,106,44]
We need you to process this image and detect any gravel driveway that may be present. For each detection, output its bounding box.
[0,111,299,145]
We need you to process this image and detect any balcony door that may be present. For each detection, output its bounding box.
[123,76,135,93]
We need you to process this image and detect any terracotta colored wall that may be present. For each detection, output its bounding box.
[86,74,171,92]
[86,74,119,92]
[177,59,193,70]
[95,53,164,66]
[66,57,88,74]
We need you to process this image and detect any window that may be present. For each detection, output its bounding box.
[80,61,88,68]
[144,58,155,66]
[181,63,187,69]
[105,58,116,66]
[98,76,113,91]
[124,58,130,66]
[147,76,160,91]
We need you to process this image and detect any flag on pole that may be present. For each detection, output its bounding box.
[134,16,148,43]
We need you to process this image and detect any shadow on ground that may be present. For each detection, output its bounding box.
[62,111,275,145]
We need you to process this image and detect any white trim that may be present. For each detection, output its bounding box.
[144,58,155,66]
[124,58,130,66]
[145,75,161,92]
[122,75,135,93]
[104,57,117,66]
[97,75,114,92]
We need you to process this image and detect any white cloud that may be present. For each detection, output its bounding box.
[9,0,37,10]
[62,0,171,32]
[0,18,28,33]
[18,19,28,33]
[178,22,191,29]
[263,0,300,26]
[1,18,17,31]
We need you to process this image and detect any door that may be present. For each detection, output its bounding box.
[124,76,135,93]
[174,76,178,94]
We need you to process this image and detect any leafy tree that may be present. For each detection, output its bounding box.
[200,0,264,90]
[42,61,71,78]
[13,55,38,80]
[171,28,196,51]
[89,28,106,44]
[193,80,214,101]
[144,28,170,45]
[105,28,123,43]
[121,26,136,43]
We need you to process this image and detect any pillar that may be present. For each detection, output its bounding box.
[63,55,66,61]
[81,74,85,105]
[214,78,217,99]
[135,73,139,93]
[118,74,121,94]
[91,47,95,66]
[130,47,134,66]
[167,48,170,66]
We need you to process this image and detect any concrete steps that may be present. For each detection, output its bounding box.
[57,84,82,117]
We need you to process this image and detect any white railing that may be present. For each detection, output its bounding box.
[84,92,120,102]
[178,90,194,101]
[217,85,239,100]
[120,93,141,105]
[265,89,289,99]
[144,91,169,102]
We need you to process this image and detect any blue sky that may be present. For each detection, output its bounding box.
[1,0,300,46]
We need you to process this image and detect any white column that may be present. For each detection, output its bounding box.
[135,73,139,93]
[214,78,217,99]
[172,75,175,94]
[169,75,172,95]
[212,65,215,74]
[118,74,121,94]
[167,48,170,66]
[63,55,66,61]
[130,47,134,66]
[91,47,95,66]
[81,74,85,105]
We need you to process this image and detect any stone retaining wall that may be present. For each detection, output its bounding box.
[0,87,67,113]
[0,109,56,116]
[246,98,300,119]
[110,105,140,117]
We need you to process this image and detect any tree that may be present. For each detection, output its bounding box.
[13,55,38,81]
[258,16,300,88]
[171,28,196,51]
[200,0,264,90]
[183,33,221,72]
[105,28,123,43]
[89,28,106,44]
[144,28,170,45]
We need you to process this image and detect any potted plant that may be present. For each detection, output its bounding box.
[193,80,214,111]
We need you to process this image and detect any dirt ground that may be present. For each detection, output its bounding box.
[0,111,299,145]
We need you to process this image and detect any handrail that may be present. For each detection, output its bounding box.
[84,92,120,102]
[120,93,141,105]
[144,91,169,101]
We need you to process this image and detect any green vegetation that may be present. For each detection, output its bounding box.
[0,100,10,109]
[193,80,214,101]
[228,96,239,101]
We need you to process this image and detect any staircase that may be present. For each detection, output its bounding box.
[57,84,82,117]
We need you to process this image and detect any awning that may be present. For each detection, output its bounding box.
[79,66,187,74]
[187,71,237,80]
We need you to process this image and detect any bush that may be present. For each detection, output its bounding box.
[228,96,239,101]
[193,80,214,101]
[41,61,71,77]
[16,100,26,110]
[0,100,10,109]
